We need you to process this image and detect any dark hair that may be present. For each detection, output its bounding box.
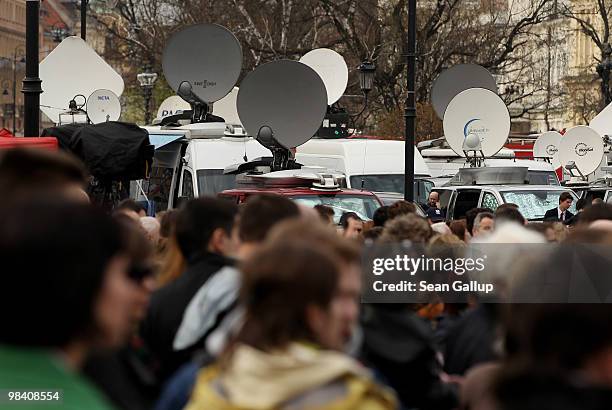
[116,199,146,214]
[466,207,493,235]
[239,195,300,242]
[175,197,238,260]
[525,222,552,236]
[495,206,525,225]
[578,203,612,225]
[558,192,573,204]
[363,226,384,241]
[0,199,123,347]
[449,219,467,240]
[387,200,417,220]
[380,214,433,243]
[575,198,587,211]
[314,204,335,224]
[113,213,154,281]
[373,205,390,227]
[339,211,361,229]
[159,209,179,238]
[235,241,340,351]
[0,149,86,201]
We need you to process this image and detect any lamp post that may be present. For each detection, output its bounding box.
[137,66,158,125]
[81,0,88,40]
[24,0,43,137]
[404,0,417,202]
[597,43,612,106]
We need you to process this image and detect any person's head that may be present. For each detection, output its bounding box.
[449,219,469,242]
[0,148,87,205]
[427,191,439,207]
[575,197,587,212]
[380,213,433,243]
[466,207,493,235]
[140,216,161,245]
[387,200,417,220]
[525,222,554,242]
[116,199,147,218]
[159,209,179,239]
[339,212,363,238]
[0,199,141,353]
[495,205,526,226]
[363,226,384,243]
[592,197,604,206]
[175,197,238,261]
[238,224,361,351]
[313,204,335,225]
[372,205,390,227]
[472,211,495,237]
[558,192,573,211]
[578,203,612,225]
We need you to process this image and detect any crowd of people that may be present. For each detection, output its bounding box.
[1,148,612,410]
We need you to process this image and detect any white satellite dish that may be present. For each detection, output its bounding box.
[533,131,562,168]
[558,126,604,176]
[162,24,242,104]
[443,88,510,158]
[156,96,191,119]
[212,87,241,126]
[87,89,121,124]
[40,36,124,124]
[299,48,349,105]
[589,102,612,138]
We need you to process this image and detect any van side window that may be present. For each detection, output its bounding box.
[482,192,499,210]
[435,189,452,214]
[182,170,194,200]
[454,189,482,219]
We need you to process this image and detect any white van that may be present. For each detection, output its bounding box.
[295,138,432,203]
[421,147,560,185]
[132,123,270,212]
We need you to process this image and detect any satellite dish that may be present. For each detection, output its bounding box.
[40,36,124,124]
[431,64,498,119]
[558,126,604,176]
[533,131,562,168]
[156,95,191,119]
[443,88,510,158]
[162,24,242,104]
[86,89,121,124]
[213,87,241,125]
[589,102,612,138]
[299,48,349,105]
[237,60,327,149]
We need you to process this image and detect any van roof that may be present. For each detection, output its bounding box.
[296,138,431,176]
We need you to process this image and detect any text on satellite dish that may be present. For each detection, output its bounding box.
[575,143,594,157]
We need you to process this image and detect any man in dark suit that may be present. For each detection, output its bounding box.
[544,191,574,222]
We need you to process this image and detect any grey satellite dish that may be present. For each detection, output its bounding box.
[237,60,327,150]
[431,64,498,119]
[162,24,242,104]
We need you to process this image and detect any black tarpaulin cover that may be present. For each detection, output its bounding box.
[41,122,154,180]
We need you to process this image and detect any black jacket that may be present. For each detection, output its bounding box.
[140,252,232,382]
[543,208,574,222]
[359,304,458,410]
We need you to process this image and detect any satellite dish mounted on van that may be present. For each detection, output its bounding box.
[156,95,190,123]
[431,64,498,120]
[87,89,121,124]
[443,87,510,166]
[533,131,562,168]
[237,60,327,171]
[162,24,242,124]
[40,36,124,124]
[212,87,241,127]
[558,126,604,180]
[300,48,350,138]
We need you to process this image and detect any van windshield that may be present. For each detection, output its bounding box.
[349,175,433,204]
[197,170,237,196]
[290,194,380,224]
[501,190,577,220]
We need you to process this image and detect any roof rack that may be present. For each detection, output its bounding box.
[448,167,529,186]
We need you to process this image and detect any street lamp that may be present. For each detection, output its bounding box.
[49,23,70,43]
[358,61,376,95]
[137,66,158,125]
